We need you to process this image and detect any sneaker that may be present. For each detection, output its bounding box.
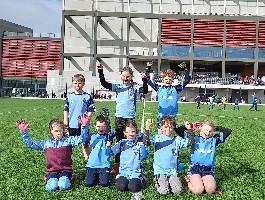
[131,192,142,200]
[110,164,119,175]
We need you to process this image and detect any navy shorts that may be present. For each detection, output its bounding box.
[68,127,81,136]
[187,164,214,177]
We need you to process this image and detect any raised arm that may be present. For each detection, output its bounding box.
[175,69,191,92]
[214,126,232,145]
[63,95,69,127]
[16,119,45,150]
[97,64,112,90]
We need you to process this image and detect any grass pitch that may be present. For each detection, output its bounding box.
[0,98,264,200]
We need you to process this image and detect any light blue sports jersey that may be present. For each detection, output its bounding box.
[85,133,112,169]
[148,80,185,118]
[151,134,189,175]
[111,139,148,179]
[112,83,140,118]
[64,92,95,128]
[190,133,225,167]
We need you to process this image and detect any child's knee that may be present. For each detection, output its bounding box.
[45,178,58,192]
[116,177,129,191]
[190,185,205,194]
[128,179,142,193]
[58,176,71,191]
[84,179,96,187]
[205,184,216,194]
[169,175,182,194]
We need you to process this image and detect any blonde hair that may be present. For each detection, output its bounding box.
[48,118,64,134]
[161,69,174,79]
[201,119,215,130]
[72,74,85,83]
[159,115,176,127]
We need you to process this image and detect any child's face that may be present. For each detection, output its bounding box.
[95,121,107,134]
[50,124,64,140]
[121,71,133,84]
[160,122,174,136]
[200,124,213,138]
[124,126,137,140]
[162,76,173,86]
[72,80,85,92]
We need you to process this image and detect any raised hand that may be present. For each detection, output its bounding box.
[192,121,201,131]
[16,118,29,131]
[184,121,192,130]
[145,119,154,130]
[97,63,103,71]
[79,113,90,126]
[147,61,153,67]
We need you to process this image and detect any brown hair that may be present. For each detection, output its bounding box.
[121,66,134,77]
[201,119,215,130]
[159,115,176,127]
[48,118,64,134]
[124,119,138,132]
[72,74,85,83]
[94,114,107,125]
[161,69,174,79]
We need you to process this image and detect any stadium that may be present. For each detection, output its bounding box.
[1,0,265,102]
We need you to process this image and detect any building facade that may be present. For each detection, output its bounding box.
[48,0,265,102]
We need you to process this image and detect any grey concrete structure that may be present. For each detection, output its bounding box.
[47,0,265,101]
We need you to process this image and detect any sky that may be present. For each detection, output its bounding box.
[0,0,62,36]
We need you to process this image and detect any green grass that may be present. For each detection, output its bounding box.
[0,98,264,200]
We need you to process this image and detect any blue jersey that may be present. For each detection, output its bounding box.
[85,133,112,169]
[19,125,88,150]
[112,83,140,118]
[148,76,189,118]
[111,139,148,179]
[190,133,226,167]
[150,134,189,175]
[64,92,95,128]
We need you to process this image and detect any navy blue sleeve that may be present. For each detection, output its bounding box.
[98,69,112,90]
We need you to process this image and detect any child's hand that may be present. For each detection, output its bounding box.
[97,64,103,71]
[145,119,154,130]
[79,113,90,126]
[184,121,192,130]
[141,72,147,79]
[106,141,111,146]
[16,119,29,131]
[64,124,69,136]
[147,61,153,67]
[192,122,201,131]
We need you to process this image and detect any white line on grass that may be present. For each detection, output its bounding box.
[219,116,225,118]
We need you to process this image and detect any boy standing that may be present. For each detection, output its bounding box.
[64,74,96,160]
[142,66,190,129]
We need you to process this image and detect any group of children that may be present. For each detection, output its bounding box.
[16,63,232,198]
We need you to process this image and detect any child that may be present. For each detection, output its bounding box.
[111,120,148,200]
[16,114,89,192]
[221,96,227,110]
[249,92,258,111]
[185,119,232,194]
[142,67,190,129]
[233,98,240,110]
[208,96,214,110]
[145,115,194,195]
[97,64,144,174]
[195,95,201,109]
[64,74,96,160]
[84,114,112,187]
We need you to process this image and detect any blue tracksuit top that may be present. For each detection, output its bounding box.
[19,125,88,150]
[111,83,141,118]
[190,133,226,167]
[85,133,112,169]
[148,78,189,118]
[111,139,148,179]
[64,92,96,128]
[150,134,189,175]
